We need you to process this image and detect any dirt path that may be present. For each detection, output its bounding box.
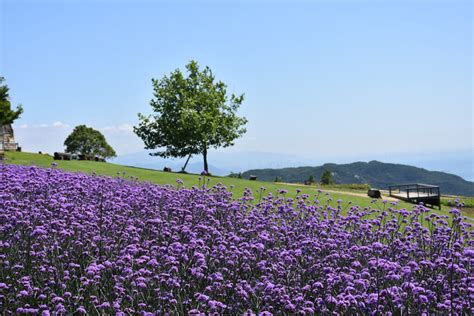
[319,189,398,202]
[281,183,474,222]
[281,182,399,201]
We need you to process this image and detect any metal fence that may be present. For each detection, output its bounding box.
[389,183,441,209]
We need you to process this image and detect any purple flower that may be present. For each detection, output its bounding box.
[76,306,87,314]
[0,164,472,315]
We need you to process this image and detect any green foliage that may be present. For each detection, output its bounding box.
[320,169,334,185]
[228,172,243,179]
[274,176,282,183]
[0,77,23,125]
[134,60,247,172]
[4,151,465,217]
[307,175,315,184]
[241,161,474,196]
[64,125,116,159]
[441,196,474,208]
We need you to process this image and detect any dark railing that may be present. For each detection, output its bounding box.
[389,183,441,209]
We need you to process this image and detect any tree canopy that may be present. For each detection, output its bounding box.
[64,125,116,159]
[134,60,247,172]
[320,170,335,185]
[0,77,23,125]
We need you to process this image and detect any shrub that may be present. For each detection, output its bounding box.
[320,169,334,185]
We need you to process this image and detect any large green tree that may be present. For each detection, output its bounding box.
[134,60,247,173]
[64,125,116,159]
[0,77,23,125]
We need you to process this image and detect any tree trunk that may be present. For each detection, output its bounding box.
[203,147,209,173]
[181,154,192,172]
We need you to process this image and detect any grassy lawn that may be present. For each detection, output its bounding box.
[3,151,471,218]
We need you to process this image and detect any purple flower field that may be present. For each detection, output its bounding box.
[1,165,473,315]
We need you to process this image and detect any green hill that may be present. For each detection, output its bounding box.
[242,160,474,197]
[1,152,405,207]
[3,151,473,218]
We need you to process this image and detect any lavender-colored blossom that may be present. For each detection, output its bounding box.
[0,164,472,314]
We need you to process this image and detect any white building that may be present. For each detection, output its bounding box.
[0,124,18,151]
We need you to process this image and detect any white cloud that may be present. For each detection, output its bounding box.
[117,123,134,132]
[52,121,70,128]
[100,123,143,155]
[100,126,115,131]
[15,123,71,154]
[99,123,134,134]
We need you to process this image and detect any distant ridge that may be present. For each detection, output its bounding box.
[242,160,474,196]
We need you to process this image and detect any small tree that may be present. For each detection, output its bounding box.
[134,60,247,173]
[320,170,334,185]
[0,77,23,125]
[274,176,282,183]
[64,125,116,159]
[307,175,315,184]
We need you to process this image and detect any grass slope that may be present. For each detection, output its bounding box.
[3,151,470,217]
[242,161,474,196]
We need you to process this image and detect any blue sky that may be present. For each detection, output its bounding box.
[1,0,472,174]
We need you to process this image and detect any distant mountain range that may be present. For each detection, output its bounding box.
[242,161,474,196]
[111,150,320,176]
[112,149,474,181]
